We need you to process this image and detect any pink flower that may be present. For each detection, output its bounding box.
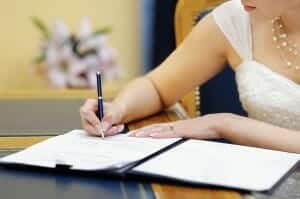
[40,17,122,88]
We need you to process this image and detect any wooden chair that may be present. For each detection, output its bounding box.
[175,0,247,118]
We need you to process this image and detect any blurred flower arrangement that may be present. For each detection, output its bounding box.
[31,16,122,89]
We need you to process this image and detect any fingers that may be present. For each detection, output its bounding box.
[83,99,98,111]
[96,101,124,131]
[129,123,181,139]
[80,107,101,128]
[80,99,126,137]
[105,124,125,136]
[102,105,123,125]
[148,130,177,139]
[100,114,115,133]
[80,98,104,136]
[80,99,114,131]
[81,118,100,136]
[80,99,99,125]
[129,125,163,137]
[81,115,125,137]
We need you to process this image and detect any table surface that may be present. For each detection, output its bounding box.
[0,109,299,199]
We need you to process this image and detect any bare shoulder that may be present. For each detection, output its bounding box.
[192,13,229,56]
[194,13,241,67]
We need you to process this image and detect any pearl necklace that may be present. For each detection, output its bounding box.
[271,16,300,70]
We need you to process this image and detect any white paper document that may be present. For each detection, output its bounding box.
[1,129,299,192]
[0,129,179,171]
[133,140,300,192]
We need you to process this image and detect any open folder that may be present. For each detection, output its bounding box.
[0,129,299,192]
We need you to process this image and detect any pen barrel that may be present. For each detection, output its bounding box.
[96,74,103,97]
[98,97,104,120]
[96,72,104,120]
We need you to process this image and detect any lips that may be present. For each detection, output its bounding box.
[243,5,256,12]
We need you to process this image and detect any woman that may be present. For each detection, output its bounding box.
[80,0,300,153]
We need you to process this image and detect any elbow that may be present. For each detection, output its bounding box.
[144,76,175,109]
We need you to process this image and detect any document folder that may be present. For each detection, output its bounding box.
[0,129,299,193]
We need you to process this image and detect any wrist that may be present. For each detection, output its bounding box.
[213,113,236,138]
[111,100,127,124]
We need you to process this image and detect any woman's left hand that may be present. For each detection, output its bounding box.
[129,113,231,139]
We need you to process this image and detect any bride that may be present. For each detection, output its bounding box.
[79,0,300,153]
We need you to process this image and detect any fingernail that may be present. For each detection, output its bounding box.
[135,131,145,137]
[95,125,104,135]
[150,133,158,137]
[128,130,136,136]
[102,122,110,132]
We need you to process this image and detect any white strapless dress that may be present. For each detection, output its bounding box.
[212,0,300,130]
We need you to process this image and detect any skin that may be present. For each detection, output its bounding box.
[80,0,300,153]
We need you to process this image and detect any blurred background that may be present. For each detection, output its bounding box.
[0,0,177,90]
[0,0,177,135]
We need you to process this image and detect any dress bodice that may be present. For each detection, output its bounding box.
[212,0,300,130]
[236,61,300,130]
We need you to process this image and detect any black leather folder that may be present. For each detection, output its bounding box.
[0,129,299,193]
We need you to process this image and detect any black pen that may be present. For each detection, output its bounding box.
[96,72,105,138]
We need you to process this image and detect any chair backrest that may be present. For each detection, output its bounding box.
[174,0,247,117]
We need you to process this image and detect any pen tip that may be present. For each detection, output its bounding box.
[97,71,101,75]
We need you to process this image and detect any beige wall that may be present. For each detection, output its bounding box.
[0,0,141,90]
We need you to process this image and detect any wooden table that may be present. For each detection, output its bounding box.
[1,104,299,199]
[0,107,242,199]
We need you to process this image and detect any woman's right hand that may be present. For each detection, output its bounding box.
[79,99,125,137]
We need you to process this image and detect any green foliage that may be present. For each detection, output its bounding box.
[93,26,112,36]
[31,16,51,39]
[33,51,46,64]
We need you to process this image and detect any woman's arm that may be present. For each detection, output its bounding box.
[218,114,300,153]
[80,14,229,135]
[114,14,228,123]
[129,113,300,153]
